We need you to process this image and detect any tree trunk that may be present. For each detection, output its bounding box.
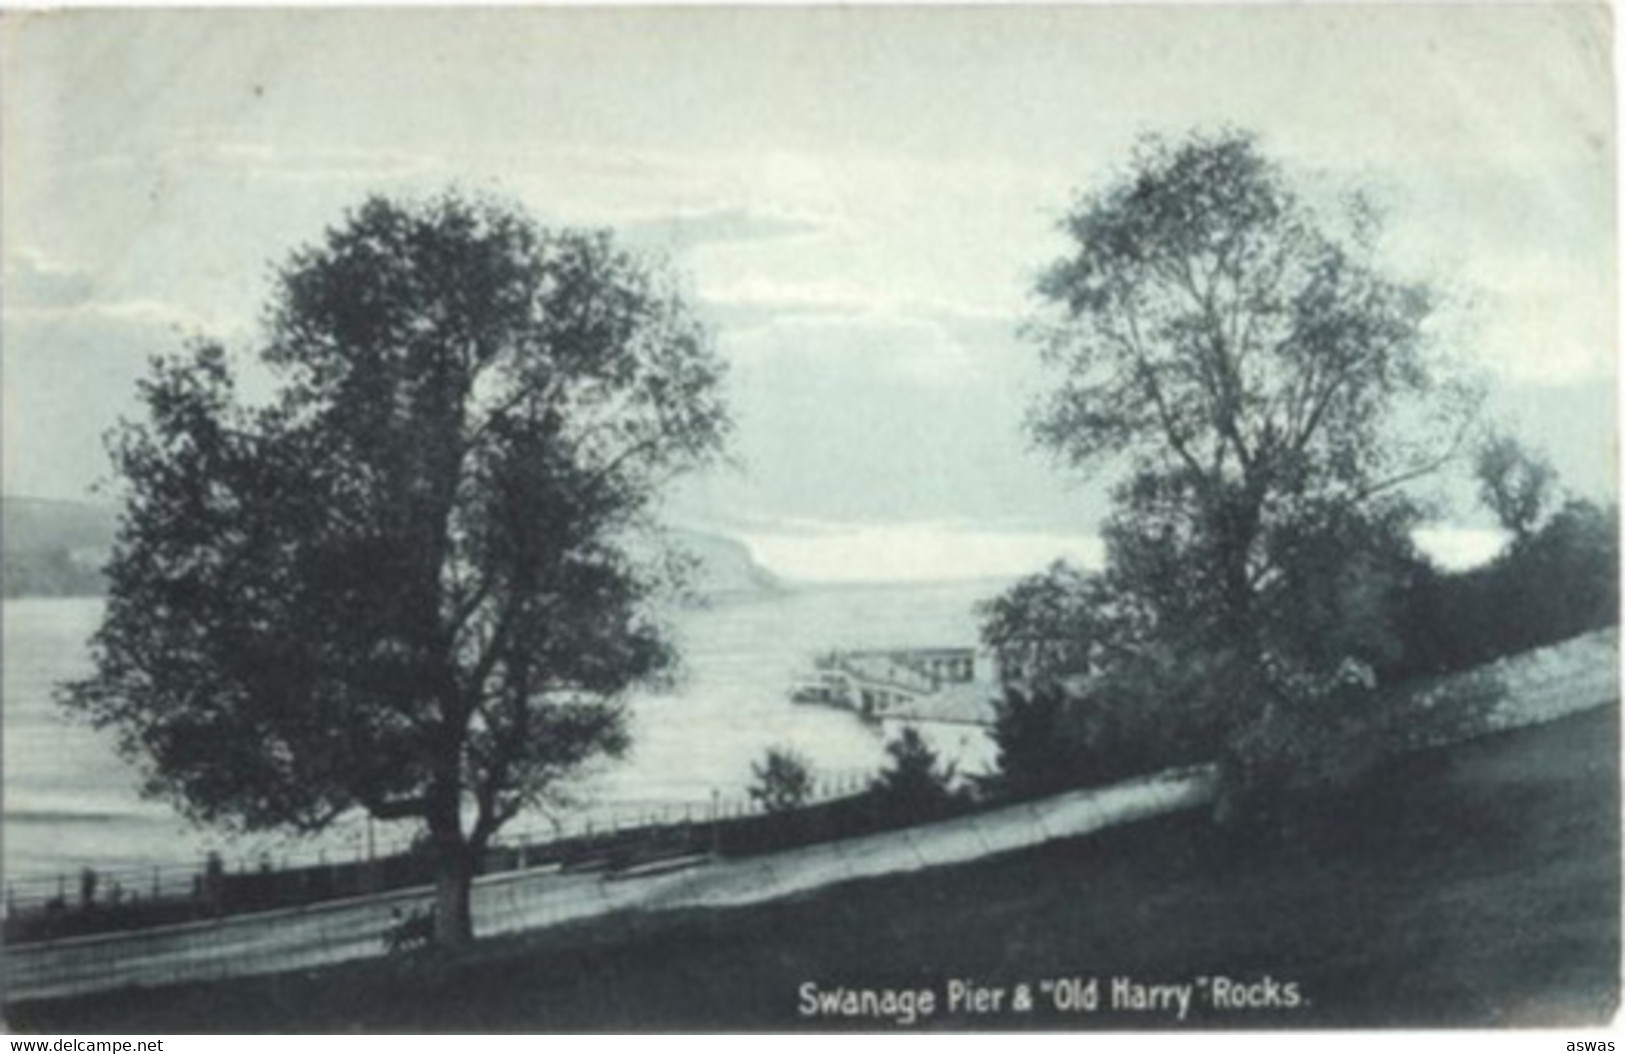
[432,842,475,949]
[426,769,476,949]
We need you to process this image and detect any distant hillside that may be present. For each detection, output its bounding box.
[1,497,780,602]
[665,528,784,602]
[2,498,116,597]
[2,497,117,557]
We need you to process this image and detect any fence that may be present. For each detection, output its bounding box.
[2,763,1218,1003]
[1,765,885,945]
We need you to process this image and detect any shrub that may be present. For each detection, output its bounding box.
[1387,499,1618,679]
[988,687,1084,799]
[868,727,957,819]
[988,648,1234,801]
[748,747,815,814]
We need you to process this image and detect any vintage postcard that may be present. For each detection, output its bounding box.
[1,5,1617,1034]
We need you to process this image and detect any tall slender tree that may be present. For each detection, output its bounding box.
[1026,131,1478,797]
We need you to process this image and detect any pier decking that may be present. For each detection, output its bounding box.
[792,646,995,723]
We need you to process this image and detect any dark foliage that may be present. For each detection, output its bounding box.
[747,748,815,815]
[866,727,958,820]
[1474,432,1558,544]
[58,192,730,946]
[987,687,1088,799]
[977,561,1102,689]
[1388,498,1619,680]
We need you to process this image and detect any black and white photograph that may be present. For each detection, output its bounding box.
[0,5,1618,1033]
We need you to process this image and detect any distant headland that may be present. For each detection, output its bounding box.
[0,496,782,602]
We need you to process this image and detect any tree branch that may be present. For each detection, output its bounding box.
[1105,264,1209,485]
[360,793,428,821]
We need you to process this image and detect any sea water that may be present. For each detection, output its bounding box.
[2,580,1003,890]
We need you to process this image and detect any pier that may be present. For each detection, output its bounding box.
[791,646,994,723]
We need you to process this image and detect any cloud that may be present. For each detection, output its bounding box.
[739,522,1104,584]
[734,520,1504,585]
[1412,526,1507,571]
[698,276,890,333]
[699,274,1020,340]
[1370,162,1613,387]
[621,206,825,252]
[6,295,248,339]
[5,9,1608,540]
[6,244,254,337]
[4,250,97,311]
[1473,267,1613,386]
[723,310,984,390]
[51,135,453,191]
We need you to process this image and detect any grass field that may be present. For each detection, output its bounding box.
[9,704,1618,1032]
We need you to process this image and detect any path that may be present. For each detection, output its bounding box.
[5,766,1214,1003]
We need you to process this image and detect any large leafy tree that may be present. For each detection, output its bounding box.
[1025,131,1477,796]
[62,193,730,946]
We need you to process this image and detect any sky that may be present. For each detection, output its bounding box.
[2,6,1616,582]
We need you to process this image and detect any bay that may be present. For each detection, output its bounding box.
[2,580,1003,894]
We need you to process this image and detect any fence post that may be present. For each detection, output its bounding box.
[711,789,721,857]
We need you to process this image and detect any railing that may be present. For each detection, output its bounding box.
[3,764,1218,1003]
[2,766,884,945]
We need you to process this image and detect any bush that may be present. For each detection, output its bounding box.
[977,561,1102,688]
[988,687,1085,799]
[1211,680,1382,838]
[979,502,1615,836]
[748,747,814,814]
[868,727,958,820]
[1387,499,1618,679]
[988,646,1239,800]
